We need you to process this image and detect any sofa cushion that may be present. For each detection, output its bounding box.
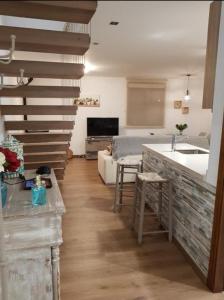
[112,135,171,160]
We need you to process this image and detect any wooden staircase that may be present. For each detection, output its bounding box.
[0,1,97,180]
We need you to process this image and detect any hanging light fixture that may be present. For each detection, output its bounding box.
[184,74,191,101]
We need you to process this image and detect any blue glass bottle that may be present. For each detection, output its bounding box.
[32,176,46,206]
[1,181,7,208]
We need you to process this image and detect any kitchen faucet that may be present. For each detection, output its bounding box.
[171,134,176,151]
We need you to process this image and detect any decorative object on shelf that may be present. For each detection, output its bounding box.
[176,123,188,135]
[1,135,24,179]
[184,74,191,101]
[74,95,100,107]
[174,100,182,109]
[182,106,189,114]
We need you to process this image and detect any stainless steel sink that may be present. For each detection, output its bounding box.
[176,149,209,155]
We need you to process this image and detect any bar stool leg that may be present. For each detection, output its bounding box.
[158,182,163,226]
[168,182,173,242]
[113,163,120,213]
[119,165,124,212]
[131,176,138,231]
[138,182,146,245]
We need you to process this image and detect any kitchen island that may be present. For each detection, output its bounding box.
[143,143,215,278]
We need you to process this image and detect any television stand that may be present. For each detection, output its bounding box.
[85,136,112,160]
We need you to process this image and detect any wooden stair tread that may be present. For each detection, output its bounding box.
[24,153,67,163]
[14,133,72,143]
[0,86,80,98]
[24,161,66,170]
[24,144,68,153]
[0,1,97,24]
[0,26,90,55]
[0,60,84,79]
[0,105,77,115]
[5,121,74,131]
[24,151,66,156]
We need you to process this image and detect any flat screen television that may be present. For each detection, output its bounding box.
[87,117,119,137]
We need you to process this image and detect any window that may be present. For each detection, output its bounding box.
[126,80,166,127]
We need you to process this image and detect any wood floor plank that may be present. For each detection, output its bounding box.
[58,159,222,300]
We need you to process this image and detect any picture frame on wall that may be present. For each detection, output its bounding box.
[74,95,100,107]
[182,107,189,114]
[174,100,182,109]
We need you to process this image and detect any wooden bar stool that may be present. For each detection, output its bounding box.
[132,172,172,244]
[113,158,142,213]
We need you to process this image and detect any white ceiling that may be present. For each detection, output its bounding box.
[1,1,210,79]
[86,1,210,78]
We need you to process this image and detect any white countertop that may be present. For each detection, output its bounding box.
[143,143,209,179]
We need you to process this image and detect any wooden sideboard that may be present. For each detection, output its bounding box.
[85,137,112,159]
[0,170,65,300]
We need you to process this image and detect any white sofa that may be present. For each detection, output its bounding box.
[98,135,210,184]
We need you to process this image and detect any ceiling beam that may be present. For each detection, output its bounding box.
[0,60,84,79]
[0,1,97,24]
[0,86,80,98]
[0,26,90,55]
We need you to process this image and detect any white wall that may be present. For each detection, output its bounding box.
[71,77,126,154]
[71,75,212,155]
[206,5,224,186]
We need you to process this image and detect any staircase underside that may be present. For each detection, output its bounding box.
[0,0,97,180]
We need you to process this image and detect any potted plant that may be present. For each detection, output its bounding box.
[176,123,188,135]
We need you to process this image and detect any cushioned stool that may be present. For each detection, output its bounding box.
[132,172,172,244]
[113,158,142,213]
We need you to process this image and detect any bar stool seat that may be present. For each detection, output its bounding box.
[132,172,172,244]
[137,172,168,183]
[113,158,142,213]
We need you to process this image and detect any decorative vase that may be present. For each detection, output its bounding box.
[1,181,7,208]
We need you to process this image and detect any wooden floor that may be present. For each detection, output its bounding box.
[59,158,223,300]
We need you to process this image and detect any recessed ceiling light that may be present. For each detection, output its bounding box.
[93,42,99,45]
[110,21,119,25]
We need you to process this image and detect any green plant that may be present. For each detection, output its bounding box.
[176,123,188,135]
